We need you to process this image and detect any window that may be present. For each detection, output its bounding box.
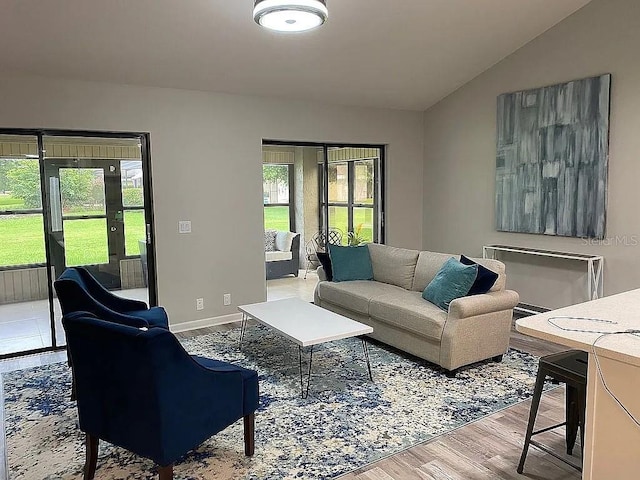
[0,148,47,268]
[260,142,384,248]
[263,164,293,231]
[59,167,109,266]
[322,147,382,245]
[121,160,146,256]
[0,129,157,358]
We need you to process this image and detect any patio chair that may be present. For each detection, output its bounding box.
[304,228,343,279]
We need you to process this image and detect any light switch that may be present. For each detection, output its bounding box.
[178,220,192,234]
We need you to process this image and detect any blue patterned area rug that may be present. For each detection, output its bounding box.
[4,327,542,479]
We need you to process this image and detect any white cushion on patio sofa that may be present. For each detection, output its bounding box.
[265,251,292,262]
[275,231,295,252]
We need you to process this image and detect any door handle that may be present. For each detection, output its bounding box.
[110,226,117,232]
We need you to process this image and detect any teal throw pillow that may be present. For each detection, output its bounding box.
[422,257,478,311]
[328,244,373,282]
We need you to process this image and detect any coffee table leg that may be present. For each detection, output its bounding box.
[298,345,314,399]
[361,338,373,382]
[239,314,248,349]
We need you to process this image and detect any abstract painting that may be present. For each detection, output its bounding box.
[495,74,611,239]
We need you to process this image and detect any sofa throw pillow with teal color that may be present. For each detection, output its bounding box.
[422,257,478,311]
[328,244,374,282]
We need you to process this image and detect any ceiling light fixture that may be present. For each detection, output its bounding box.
[253,0,328,33]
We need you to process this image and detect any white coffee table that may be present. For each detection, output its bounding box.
[237,297,374,398]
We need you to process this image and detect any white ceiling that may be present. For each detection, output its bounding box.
[0,0,592,111]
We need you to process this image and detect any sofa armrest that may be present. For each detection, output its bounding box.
[448,290,519,319]
[316,266,327,282]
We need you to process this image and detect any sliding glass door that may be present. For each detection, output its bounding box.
[0,134,51,354]
[0,130,156,357]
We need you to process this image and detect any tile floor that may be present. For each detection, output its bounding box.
[266,270,318,303]
[0,288,149,356]
[0,271,317,357]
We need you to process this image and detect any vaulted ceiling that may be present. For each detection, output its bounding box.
[0,0,592,110]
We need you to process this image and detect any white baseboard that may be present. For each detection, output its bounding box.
[169,312,243,334]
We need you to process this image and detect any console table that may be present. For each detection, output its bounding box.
[483,245,604,306]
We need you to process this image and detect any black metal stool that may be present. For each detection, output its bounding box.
[517,350,588,473]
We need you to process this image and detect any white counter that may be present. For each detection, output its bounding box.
[516,289,640,480]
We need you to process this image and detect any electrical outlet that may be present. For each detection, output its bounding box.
[178,220,192,234]
[196,298,204,310]
[223,293,231,306]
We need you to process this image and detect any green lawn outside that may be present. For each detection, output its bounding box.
[2,199,375,267]
[264,205,374,245]
[263,206,291,232]
[0,210,145,267]
[0,214,46,265]
[0,193,26,210]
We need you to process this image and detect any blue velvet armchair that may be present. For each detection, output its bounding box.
[62,312,259,480]
[54,267,168,328]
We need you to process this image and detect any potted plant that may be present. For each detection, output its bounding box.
[347,223,366,246]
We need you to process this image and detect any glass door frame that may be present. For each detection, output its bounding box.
[262,140,386,244]
[44,158,121,287]
[0,128,157,359]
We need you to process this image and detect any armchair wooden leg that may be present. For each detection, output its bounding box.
[158,464,173,480]
[244,412,255,456]
[84,434,99,480]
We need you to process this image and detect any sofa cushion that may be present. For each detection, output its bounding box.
[264,229,277,252]
[460,255,498,295]
[370,290,448,341]
[316,280,405,315]
[367,243,420,290]
[469,257,506,292]
[265,251,292,262]
[329,244,374,282]
[422,258,478,311]
[275,231,295,252]
[411,251,456,292]
[317,251,333,281]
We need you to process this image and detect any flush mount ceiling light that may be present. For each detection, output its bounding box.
[253,0,328,33]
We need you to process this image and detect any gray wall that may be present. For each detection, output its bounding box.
[0,73,424,325]
[423,0,640,309]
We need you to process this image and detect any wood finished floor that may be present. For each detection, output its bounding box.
[0,317,581,480]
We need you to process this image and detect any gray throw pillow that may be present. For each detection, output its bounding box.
[264,229,277,252]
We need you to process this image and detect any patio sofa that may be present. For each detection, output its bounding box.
[314,243,519,375]
[265,230,300,279]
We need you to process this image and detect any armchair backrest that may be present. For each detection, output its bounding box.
[63,312,248,466]
[74,266,126,311]
[54,268,148,327]
[63,313,165,457]
[54,268,100,315]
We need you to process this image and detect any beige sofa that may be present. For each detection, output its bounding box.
[314,243,519,375]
